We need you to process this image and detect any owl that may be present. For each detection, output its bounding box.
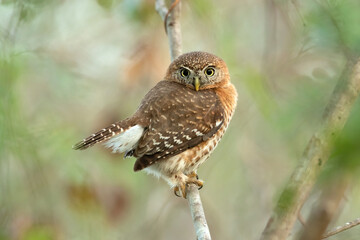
[73,51,237,198]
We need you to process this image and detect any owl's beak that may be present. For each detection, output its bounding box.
[194,77,200,91]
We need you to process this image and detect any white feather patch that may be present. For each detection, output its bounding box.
[104,125,144,153]
[143,165,162,179]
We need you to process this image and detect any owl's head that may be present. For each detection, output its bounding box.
[164,51,230,91]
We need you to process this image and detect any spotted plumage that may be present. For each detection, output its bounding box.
[73,51,237,198]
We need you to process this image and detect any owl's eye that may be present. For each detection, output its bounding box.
[205,67,215,76]
[180,68,190,78]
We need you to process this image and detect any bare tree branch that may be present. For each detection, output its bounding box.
[155,0,182,61]
[260,58,360,240]
[155,0,168,20]
[187,184,211,240]
[322,217,360,239]
[155,1,211,239]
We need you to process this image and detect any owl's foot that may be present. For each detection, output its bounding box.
[173,172,204,198]
[186,178,204,190]
[186,171,203,190]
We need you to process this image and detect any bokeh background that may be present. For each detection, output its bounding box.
[1,0,360,239]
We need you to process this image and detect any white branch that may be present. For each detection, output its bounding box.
[187,184,211,240]
[155,0,182,61]
[155,1,211,239]
[155,0,167,20]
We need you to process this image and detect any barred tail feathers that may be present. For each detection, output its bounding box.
[73,119,143,151]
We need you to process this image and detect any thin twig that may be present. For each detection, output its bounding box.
[155,0,182,61]
[163,0,181,35]
[260,58,360,240]
[322,218,360,239]
[154,1,211,239]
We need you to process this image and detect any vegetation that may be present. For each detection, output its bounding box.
[1,0,360,239]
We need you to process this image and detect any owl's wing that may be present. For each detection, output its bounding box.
[133,81,225,171]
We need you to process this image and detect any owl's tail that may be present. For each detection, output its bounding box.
[72,118,143,152]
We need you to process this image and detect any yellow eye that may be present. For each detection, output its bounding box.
[205,67,215,76]
[180,68,190,77]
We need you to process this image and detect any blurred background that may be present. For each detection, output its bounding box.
[1,0,360,239]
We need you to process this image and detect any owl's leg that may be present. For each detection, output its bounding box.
[186,171,198,179]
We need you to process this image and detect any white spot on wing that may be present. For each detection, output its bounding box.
[191,129,203,136]
[152,139,160,145]
[104,125,144,153]
[159,133,170,140]
[174,137,183,144]
[164,142,174,148]
[184,135,191,140]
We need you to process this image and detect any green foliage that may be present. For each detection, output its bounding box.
[97,0,114,10]
[119,0,156,23]
[22,226,56,240]
[190,0,216,20]
[331,101,360,172]
[242,68,277,119]
[2,0,55,21]
[306,0,360,55]
[0,58,24,155]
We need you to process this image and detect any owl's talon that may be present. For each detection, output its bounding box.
[173,187,181,197]
[174,184,187,198]
[181,184,187,199]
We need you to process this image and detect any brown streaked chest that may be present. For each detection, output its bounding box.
[182,83,238,170]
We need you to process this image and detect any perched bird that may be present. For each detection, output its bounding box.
[73,51,237,198]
